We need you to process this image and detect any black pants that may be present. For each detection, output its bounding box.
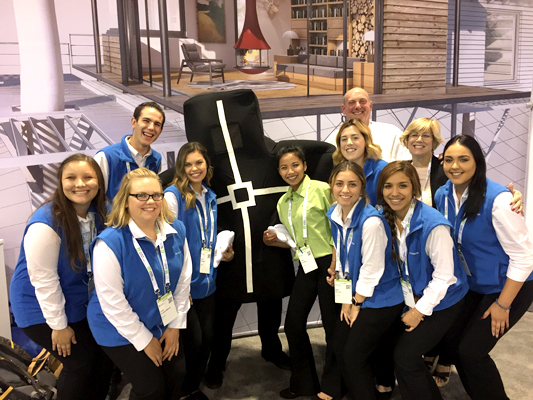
[439,281,533,400]
[102,340,185,400]
[333,303,404,400]
[207,294,284,371]
[394,299,464,400]
[23,318,113,400]
[181,292,216,395]
[285,255,336,396]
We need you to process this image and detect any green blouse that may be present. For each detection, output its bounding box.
[277,175,333,261]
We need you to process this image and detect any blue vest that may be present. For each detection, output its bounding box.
[364,158,387,206]
[98,135,162,200]
[392,201,468,311]
[435,179,532,294]
[164,185,218,300]
[10,203,105,328]
[327,201,403,308]
[87,220,186,347]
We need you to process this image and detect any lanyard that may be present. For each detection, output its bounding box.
[288,181,311,246]
[126,161,131,173]
[444,198,467,245]
[397,200,416,280]
[82,219,97,276]
[335,227,353,278]
[132,226,170,298]
[419,162,432,204]
[196,202,215,249]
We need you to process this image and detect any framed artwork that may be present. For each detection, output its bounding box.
[197,0,226,43]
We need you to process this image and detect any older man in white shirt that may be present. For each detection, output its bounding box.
[326,87,411,162]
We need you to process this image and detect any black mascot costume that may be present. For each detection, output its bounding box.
[163,89,334,389]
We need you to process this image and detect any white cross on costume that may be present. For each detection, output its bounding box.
[215,100,288,293]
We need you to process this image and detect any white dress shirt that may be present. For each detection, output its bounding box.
[164,186,207,219]
[92,219,192,351]
[94,136,160,192]
[25,213,96,330]
[331,200,388,298]
[397,204,457,316]
[453,187,533,282]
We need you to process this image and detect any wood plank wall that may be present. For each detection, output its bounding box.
[382,0,449,94]
[102,35,122,76]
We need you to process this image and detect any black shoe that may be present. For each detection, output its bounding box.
[179,390,209,400]
[264,351,291,370]
[375,388,393,400]
[204,368,223,389]
[279,388,299,399]
[192,390,209,400]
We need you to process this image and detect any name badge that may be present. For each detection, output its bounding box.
[298,245,318,274]
[401,279,416,308]
[157,292,178,326]
[334,279,352,304]
[457,248,472,276]
[200,248,212,274]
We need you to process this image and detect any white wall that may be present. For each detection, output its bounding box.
[446,0,533,91]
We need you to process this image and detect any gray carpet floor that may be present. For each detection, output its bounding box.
[118,311,533,400]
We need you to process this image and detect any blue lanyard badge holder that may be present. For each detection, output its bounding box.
[445,201,472,276]
[334,228,353,304]
[197,204,215,274]
[288,182,318,274]
[132,231,178,326]
[82,219,97,296]
[398,201,416,308]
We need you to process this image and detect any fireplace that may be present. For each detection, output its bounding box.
[234,0,270,74]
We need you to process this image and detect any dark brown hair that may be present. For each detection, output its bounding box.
[45,154,107,272]
[376,161,421,260]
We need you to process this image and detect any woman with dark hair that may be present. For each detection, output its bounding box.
[88,168,192,400]
[326,161,403,400]
[376,161,468,400]
[164,142,233,400]
[434,135,533,400]
[400,120,523,385]
[332,118,387,205]
[263,145,336,400]
[10,153,113,400]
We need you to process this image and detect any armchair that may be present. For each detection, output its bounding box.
[177,43,226,85]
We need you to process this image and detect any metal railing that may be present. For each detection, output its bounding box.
[69,33,101,68]
[0,41,71,73]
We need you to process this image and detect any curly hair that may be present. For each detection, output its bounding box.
[332,119,382,165]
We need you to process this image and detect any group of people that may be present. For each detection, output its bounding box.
[9,89,533,400]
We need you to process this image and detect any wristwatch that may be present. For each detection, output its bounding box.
[352,297,363,307]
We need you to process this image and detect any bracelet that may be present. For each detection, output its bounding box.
[495,298,511,311]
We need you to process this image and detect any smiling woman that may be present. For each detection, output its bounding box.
[9,154,113,400]
[88,168,192,400]
[332,119,386,205]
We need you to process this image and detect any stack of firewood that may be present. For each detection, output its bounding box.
[350,0,375,59]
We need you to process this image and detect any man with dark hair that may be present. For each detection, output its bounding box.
[94,102,165,200]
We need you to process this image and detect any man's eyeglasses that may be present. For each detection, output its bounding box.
[129,193,164,201]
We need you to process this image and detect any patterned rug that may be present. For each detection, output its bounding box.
[187,80,297,91]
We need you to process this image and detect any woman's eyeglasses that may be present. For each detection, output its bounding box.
[129,193,164,201]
